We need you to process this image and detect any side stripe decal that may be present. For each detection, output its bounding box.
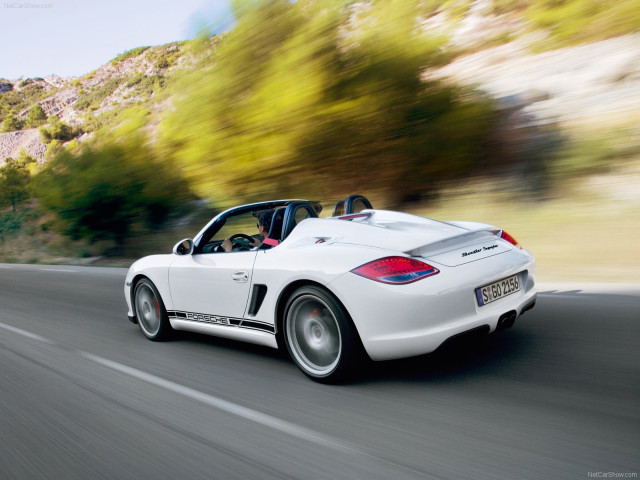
[167,310,275,334]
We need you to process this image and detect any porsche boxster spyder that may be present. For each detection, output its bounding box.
[124,195,536,382]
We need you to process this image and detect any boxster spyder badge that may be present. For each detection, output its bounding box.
[124,194,536,383]
[462,244,499,257]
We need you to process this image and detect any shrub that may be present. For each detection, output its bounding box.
[26,104,47,127]
[73,77,126,111]
[0,157,31,211]
[32,133,192,250]
[145,44,185,71]
[125,73,144,88]
[39,115,79,143]
[0,80,12,91]
[111,46,151,65]
[44,140,64,162]
[1,112,23,132]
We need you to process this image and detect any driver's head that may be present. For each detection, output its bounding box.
[255,209,274,237]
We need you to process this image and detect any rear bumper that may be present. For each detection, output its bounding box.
[328,250,536,361]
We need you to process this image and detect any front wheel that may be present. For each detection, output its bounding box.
[283,286,362,383]
[134,278,172,341]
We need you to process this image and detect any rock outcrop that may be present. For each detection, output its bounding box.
[0,129,47,165]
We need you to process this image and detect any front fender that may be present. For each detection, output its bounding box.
[125,254,175,317]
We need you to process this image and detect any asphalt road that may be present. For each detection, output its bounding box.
[0,264,638,480]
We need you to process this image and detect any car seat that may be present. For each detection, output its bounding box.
[260,208,285,248]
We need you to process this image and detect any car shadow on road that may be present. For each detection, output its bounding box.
[358,326,535,385]
[174,329,291,362]
[161,319,538,385]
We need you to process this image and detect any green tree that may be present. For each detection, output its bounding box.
[16,148,36,167]
[31,117,192,251]
[1,111,23,132]
[39,114,78,143]
[26,104,47,127]
[0,157,31,211]
[44,139,65,162]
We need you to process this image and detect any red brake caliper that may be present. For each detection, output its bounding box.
[154,299,160,317]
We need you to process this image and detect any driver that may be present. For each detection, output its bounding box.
[220,209,273,252]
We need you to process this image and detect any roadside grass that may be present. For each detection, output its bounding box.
[412,165,640,283]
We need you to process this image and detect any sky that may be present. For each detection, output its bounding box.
[0,0,233,79]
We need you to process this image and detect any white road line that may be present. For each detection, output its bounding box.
[0,320,437,479]
[0,322,57,345]
[41,268,78,273]
[80,351,359,451]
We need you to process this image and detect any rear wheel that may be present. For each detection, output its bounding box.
[134,278,172,341]
[284,286,361,383]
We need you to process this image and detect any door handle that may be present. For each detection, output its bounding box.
[231,271,249,283]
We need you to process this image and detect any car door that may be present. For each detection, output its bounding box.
[168,250,257,321]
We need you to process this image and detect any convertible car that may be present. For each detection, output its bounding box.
[124,195,536,383]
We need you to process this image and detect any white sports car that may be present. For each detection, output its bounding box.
[124,195,536,383]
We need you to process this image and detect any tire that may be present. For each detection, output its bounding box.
[283,286,362,383]
[134,278,172,341]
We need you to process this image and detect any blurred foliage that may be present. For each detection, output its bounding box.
[529,0,640,46]
[7,0,636,258]
[491,0,640,47]
[43,139,65,162]
[81,75,167,134]
[434,0,472,19]
[0,151,35,211]
[552,126,640,178]
[31,110,193,253]
[160,0,497,205]
[0,207,39,243]
[82,106,127,133]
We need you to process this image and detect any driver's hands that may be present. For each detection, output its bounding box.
[250,237,261,247]
[221,238,232,252]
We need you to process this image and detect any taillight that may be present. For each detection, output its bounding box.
[351,256,439,284]
[499,230,522,249]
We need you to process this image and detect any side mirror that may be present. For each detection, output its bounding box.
[173,238,194,256]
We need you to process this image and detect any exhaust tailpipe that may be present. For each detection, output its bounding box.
[496,310,517,331]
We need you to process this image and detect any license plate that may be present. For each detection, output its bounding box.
[476,274,520,306]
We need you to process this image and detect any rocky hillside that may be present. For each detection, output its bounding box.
[1,1,639,166]
[0,129,47,162]
[0,42,191,164]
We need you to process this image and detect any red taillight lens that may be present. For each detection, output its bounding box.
[351,256,439,284]
[499,230,521,248]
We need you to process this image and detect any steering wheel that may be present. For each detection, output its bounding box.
[229,233,256,250]
[229,233,254,242]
